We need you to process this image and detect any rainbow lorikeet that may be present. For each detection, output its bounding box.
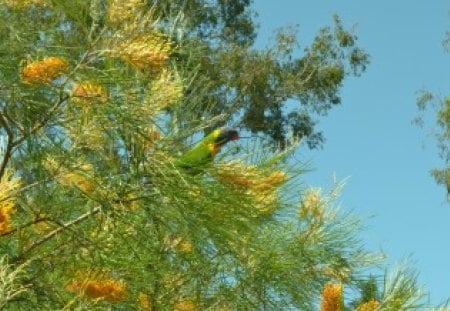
[175,127,239,174]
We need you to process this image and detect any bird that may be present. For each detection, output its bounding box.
[175,127,239,174]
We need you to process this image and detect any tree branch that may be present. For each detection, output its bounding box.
[0,111,15,180]
[18,206,101,258]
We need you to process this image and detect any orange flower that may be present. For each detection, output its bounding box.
[138,292,152,310]
[174,299,196,311]
[356,299,379,311]
[21,57,68,84]
[0,170,21,234]
[72,82,107,104]
[320,283,343,311]
[66,274,127,302]
[0,205,14,234]
[137,127,162,152]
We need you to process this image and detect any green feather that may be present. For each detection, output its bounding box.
[175,129,221,174]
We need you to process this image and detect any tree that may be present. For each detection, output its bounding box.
[415,31,450,199]
[0,0,435,310]
[153,0,370,148]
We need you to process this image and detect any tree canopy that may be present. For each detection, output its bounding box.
[0,0,438,310]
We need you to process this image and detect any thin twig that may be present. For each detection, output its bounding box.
[0,111,15,179]
[12,94,69,148]
[18,206,101,258]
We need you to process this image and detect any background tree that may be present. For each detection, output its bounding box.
[153,0,369,148]
[415,31,450,199]
[0,0,435,310]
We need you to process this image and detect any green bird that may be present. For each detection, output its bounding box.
[175,127,239,174]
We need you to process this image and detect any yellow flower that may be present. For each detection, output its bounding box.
[171,235,193,254]
[66,273,127,302]
[251,170,287,192]
[215,162,286,193]
[107,0,145,25]
[66,120,106,151]
[138,292,152,310]
[215,162,258,189]
[21,57,68,84]
[215,162,287,215]
[356,299,380,311]
[298,188,324,219]
[174,299,196,311]
[320,283,343,311]
[0,170,21,234]
[146,69,183,109]
[44,158,96,193]
[136,127,162,152]
[115,32,172,71]
[72,82,107,104]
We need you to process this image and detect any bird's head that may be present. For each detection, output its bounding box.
[215,127,239,146]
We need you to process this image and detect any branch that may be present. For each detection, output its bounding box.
[0,111,15,179]
[12,94,69,148]
[18,206,101,258]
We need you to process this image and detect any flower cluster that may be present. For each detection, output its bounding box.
[107,0,145,25]
[356,299,380,311]
[21,57,68,84]
[146,69,183,111]
[66,273,127,302]
[164,234,193,254]
[67,120,106,151]
[115,32,172,72]
[138,292,152,310]
[216,162,286,192]
[298,188,325,219]
[44,158,95,193]
[135,127,162,152]
[0,170,21,234]
[174,299,196,311]
[320,283,343,311]
[215,161,287,214]
[72,82,107,105]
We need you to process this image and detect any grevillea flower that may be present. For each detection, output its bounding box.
[21,57,68,84]
[215,161,287,215]
[356,299,380,311]
[298,188,324,219]
[138,292,152,310]
[146,69,183,109]
[44,158,95,193]
[72,82,107,104]
[66,273,127,302]
[174,299,196,311]
[107,0,145,25]
[0,170,21,234]
[320,283,343,311]
[115,32,172,71]
[136,127,162,152]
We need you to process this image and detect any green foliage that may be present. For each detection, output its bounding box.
[158,0,370,148]
[415,91,450,198]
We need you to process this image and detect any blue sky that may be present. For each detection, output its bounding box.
[253,0,450,304]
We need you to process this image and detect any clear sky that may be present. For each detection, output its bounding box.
[253,0,450,305]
